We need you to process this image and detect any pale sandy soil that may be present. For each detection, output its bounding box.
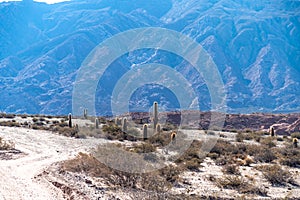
[0,126,107,200]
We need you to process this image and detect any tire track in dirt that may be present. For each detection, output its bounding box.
[0,126,107,200]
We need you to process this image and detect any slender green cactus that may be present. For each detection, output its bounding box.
[68,113,72,128]
[270,126,275,137]
[143,124,148,140]
[153,101,158,131]
[83,108,88,119]
[122,117,127,132]
[293,138,298,148]
[156,123,161,133]
[95,118,99,129]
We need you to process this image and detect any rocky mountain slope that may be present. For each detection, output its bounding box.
[0,0,299,115]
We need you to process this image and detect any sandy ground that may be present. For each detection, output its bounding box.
[0,126,106,200]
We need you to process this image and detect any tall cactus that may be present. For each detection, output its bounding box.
[143,124,148,140]
[171,131,176,144]
[153,101,158,131]
[68,113,72,128]
[95,118,99,129]
[83,108,88,119]
[269,126,275,137]
[293,138,298,148]
[122,117,127,132]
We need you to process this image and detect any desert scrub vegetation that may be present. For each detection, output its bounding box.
[0,121,21,127]
[0,137,15,150]
[0,113,16,119]
[101,122,136,141]
[291,132,300,139]
[62,153,182,194]
[129,143,157,154]
[208,140,249,166]
[215,174,267,196]
[222,164,240,175]
[278,146,300,167]
[207,139,283,166]
[260,136,277,148]
[236,131,265,142]
[174,140,205,171]
[256,164,295,186]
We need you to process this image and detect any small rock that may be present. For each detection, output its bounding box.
[85,179,92,184]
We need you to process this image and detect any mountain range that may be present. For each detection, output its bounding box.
[0,0,299,115]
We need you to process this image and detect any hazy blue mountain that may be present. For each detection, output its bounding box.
[0,0,299,115]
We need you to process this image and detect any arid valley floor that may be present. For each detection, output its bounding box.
[0,113,299,199]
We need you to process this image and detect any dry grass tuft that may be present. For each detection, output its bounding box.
[0,137,15,150]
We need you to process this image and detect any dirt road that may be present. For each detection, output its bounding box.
[0,126,105,200]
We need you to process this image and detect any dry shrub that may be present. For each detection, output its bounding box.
[291,132,300,139]
[278,147,300,167]
[62,152,181,193]
[101,123,136,141]
[159,165,181,183]
[276,137,284,141]
[52,126,81,138]
[256,164,294,186]
[222,164,240,175]
[148,132,170,146]
[18,114,28,119]
[216,175,247,190]
[31,124,50,131]
[215,155,231,166]
[259,150,277,163]
[246,144,263,156]
[236,132,245,142]
[175,140,204,171]
[0,137,15,150]
[130,143,156,153]
[210,140,235,155]
[207,152,219,160]
[210,140,247,166]
[102,123,121,134]
[239,184,268,196]
[216,175,267,196]
[0,121,20,127]
[260,137,276,148]
[242,144,276,163]
[0,113,15,119]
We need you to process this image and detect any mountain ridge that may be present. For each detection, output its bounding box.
[0,0,299,115]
